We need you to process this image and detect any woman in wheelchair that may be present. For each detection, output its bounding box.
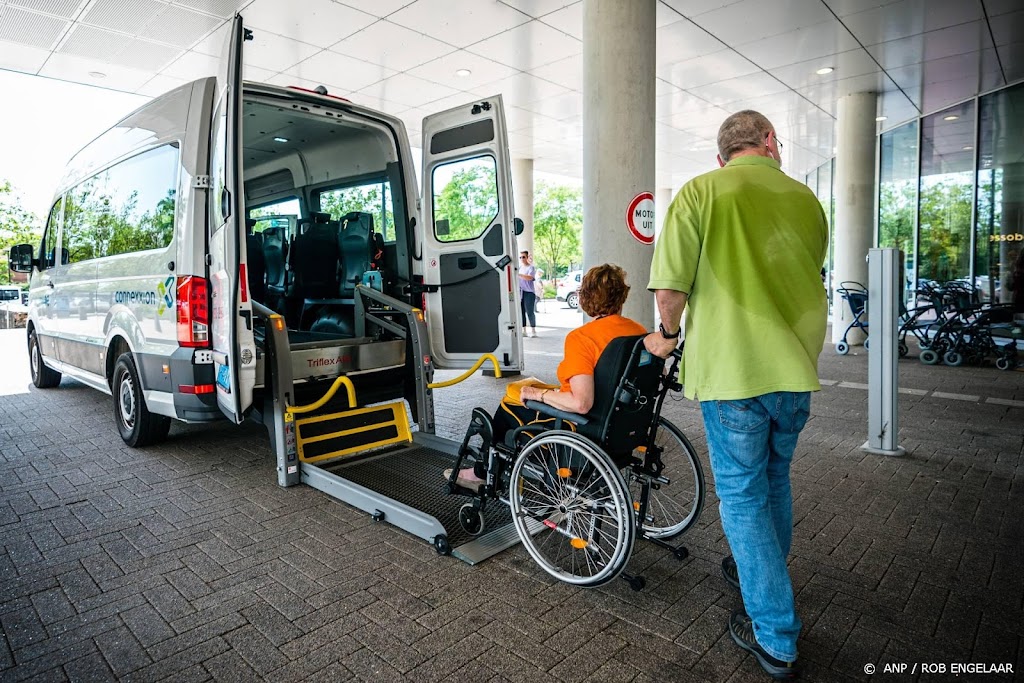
[444,264,706,590]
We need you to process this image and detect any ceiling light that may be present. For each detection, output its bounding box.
[943,115,959,121]
[88,71,106,78]
[963,145,973,151]
[273,137,288,143]
[455,69,472,77]
[875,116,887,122]
[815,67,834,75]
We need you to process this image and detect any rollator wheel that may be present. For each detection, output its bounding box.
[864,337,870,350]
[920,349,939,365]
[626,418,705,540]
[835,341,849,355]
[458,504,486,537]
[996,357,1014,371]
[943,350,963,367]
[509,431,634,587]
[898,340,909,358]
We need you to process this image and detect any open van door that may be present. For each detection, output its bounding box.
[208,14,255,423]
[420,96,524,372]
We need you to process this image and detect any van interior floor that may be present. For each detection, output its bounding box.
[309,445,517,563]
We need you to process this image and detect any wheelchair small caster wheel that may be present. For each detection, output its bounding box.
[433,535,451,556]
[943,350,963,367]
[371,509,385,522]
[898,340,909,358]
[673,546,689,561]
[920,349,939,365]
[458,504,485,536]
[624,575,645,592]
[996,357,1014,371]
[835,341,849,355]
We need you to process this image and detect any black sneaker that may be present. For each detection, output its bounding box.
[722,555,741,592]
[728,610,798,680]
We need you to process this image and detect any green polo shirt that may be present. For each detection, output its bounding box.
[648,155,829,401]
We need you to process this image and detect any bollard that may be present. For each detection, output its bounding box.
[861,248,906,456]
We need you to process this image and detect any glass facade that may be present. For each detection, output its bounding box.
[876,81,1023,310]
[804,159,835,299]
[878,120,918,305]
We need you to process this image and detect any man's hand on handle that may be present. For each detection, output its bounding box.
[644,333,679,359]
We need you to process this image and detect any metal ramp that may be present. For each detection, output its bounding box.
[254,290,523,564]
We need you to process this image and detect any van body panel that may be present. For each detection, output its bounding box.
[419,95,523,372]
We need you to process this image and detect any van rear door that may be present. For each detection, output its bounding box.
[208,14,255,423]
[420,96,523,372]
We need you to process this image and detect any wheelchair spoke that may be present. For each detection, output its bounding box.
[629,418,705,540]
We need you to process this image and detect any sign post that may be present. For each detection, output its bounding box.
[862,248,906,457]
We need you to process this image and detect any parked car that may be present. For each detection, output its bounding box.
[556,270,582,309]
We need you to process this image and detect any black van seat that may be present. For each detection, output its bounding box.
[262,226,290,310]
[338,212,375,300]
[292,221,342,327]
[246,231,266,303]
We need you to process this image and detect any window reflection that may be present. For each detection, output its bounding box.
[918,102,975,291]
[977,83,1024,307]
[879,121,918,306]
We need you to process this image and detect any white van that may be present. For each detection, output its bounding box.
[9,16,524,448]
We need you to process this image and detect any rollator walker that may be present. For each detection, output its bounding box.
[446,335,706,590]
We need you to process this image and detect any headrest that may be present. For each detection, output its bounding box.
[311,212,331,224]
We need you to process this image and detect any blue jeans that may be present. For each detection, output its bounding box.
[700,391,810,662]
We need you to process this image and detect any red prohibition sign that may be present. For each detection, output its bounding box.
[626,191,656,245]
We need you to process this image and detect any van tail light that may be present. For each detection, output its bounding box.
[177,276,209,348]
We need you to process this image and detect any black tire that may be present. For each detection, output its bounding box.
[28,330,62,388]
[566,292,579,309]
[626,417,705,540]
[898,340,909,358]
[112,353,171,447]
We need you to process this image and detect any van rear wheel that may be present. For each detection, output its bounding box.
[113,353,170,447]
[28,330,62,388]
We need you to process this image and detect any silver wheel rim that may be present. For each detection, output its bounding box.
[510,432,633,586]
[30,338,39,380]
[118,372,136,431]
[628,418,701,539]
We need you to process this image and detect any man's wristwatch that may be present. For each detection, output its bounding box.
[659,322,680,339]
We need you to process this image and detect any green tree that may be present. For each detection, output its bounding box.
[319,183,395,239]
[0,181,41,285]
[533,181,582,279]
[432,160,498,241]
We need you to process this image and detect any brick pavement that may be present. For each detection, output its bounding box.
[0,326,1021,682]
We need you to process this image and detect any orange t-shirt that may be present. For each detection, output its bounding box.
[556,315,648,392]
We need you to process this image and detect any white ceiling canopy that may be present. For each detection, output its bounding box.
[0,0,1019,186]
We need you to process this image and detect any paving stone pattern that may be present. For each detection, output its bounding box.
[0,328,1021,682]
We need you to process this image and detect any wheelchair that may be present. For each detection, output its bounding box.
[444,335,706,590]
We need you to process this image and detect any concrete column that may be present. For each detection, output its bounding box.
[583,0,657,325]
[832,91,878,344]
[512,157,534,257]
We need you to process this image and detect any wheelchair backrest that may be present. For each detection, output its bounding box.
[588,335,666,455]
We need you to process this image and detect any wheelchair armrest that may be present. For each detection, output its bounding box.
[523,400,590,425]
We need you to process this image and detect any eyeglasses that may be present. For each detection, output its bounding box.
[520,255,529,259]
[767,132,783,151]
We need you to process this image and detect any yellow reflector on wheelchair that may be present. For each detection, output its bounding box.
[557,467,572,478]
[633,501,641,511]
[570,538,588,549]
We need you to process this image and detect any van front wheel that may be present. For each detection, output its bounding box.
[113,353,171,447]
[28,330,62,388]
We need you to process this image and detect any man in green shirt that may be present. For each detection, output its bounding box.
[645,110,828,680]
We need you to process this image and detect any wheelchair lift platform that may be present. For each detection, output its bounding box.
[255,289,524,565]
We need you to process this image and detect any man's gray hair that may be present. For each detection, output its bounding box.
[717,110,774,162]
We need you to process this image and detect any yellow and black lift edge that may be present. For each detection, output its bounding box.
[254,288,521,563]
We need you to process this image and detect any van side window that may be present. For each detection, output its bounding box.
[249,197,301,222]
[40,198,61,269]
[317,180,396,242]
[62,144,180,264]
[431,156,498,242]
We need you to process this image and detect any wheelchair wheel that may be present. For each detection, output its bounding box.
[509,431,634,587]
[835,341,849,355]
[626,418,704,540]
[898,340,909,358]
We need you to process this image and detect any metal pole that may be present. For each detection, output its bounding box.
[862,247,906,456]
